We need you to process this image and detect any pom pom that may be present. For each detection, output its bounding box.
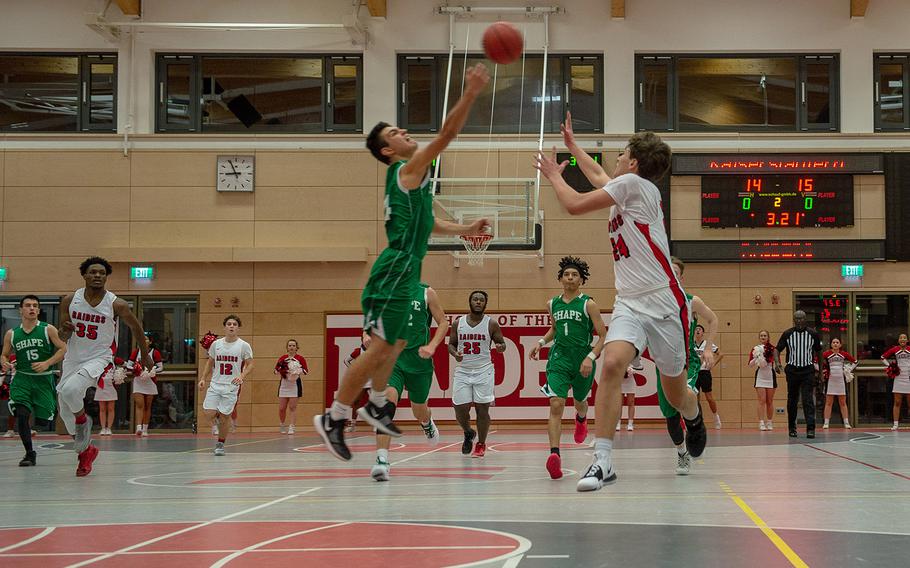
[763,342,775,363]
[275,358,290,378]
[200,331,218,350]
[111,367,128,385]
[287,358,303,377]
[886,361,900,379]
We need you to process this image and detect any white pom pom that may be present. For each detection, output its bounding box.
[287,358,303,376]
[112,367,127,385]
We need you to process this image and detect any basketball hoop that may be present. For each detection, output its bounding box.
[460,234,493,266]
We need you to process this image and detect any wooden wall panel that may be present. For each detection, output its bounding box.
[3,221,130,256]
[129,152,221,187]
[5,187,129,221]
[254,186,378,221]
[5,152,130,186]
[131,187,254,221]
[255,152,377,187]
[131,221,254,247]
[254,221,377,252]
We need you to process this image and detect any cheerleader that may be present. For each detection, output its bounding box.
[616,365,637,431]
[130,336,164,437]
[748,330,778,431]
[274,339,309,434]
[93,366,118,435]
[821,338,855,429]
[882,333,910,431]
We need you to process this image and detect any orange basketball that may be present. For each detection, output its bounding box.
[482,22,523,65]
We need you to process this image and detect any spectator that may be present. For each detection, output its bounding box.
[776,310,822,438]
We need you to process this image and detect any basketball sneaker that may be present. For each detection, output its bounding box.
[214,442,225,456]
[357,401,402,437]
[576,455,617,492]
[684,410,707,458]
[422,420,440,446]
[74,415,93,453]
[136,425,143,437]
[574,416,588,444]
[19,451,36,467]
[461,429,476,455]
[313,413,352,461]
[627,422,634,431]
[471,442,486,458]
[675,451,692,476]
[280,425,287,434]
[371,457,390,482]
[546,453,563,479]
[75,445,99,477]
[287,425,295,435]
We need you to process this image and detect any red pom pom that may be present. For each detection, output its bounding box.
[763,343,775,364]
[886,361,900,379]
[200,331,218,350]
[275,358,290,378]
[482,22,523,65]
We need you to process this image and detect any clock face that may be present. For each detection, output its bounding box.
[217,155,255,192]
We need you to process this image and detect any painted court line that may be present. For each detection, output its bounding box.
[718,482,808,568]
[392,441,462,466]
[2,546,522,558]
[64,486,322,568]
[0,527,55,553]
[806,444,910,480]
[209,522,350,568]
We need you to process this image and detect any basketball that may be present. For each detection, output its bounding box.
[482,21,523,65]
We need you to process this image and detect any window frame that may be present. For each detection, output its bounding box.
[0,52,117,133]
[874,54,910,131]
[634,53,841,133]
[154,53,363,134]
[397,53,604,134]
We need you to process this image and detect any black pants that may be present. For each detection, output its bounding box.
[785,365,816,432]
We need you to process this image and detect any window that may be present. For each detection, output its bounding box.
[855,294,909,361]
[874,54,909,131]
[0,53,116,132]
[635,54,839,132]
[156,54,362,133]
[398,54,602,134]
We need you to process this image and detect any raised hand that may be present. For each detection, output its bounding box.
[561,111,576,148]
[466,217,492,236]
[465,63,491,95]
[532,147,569,180]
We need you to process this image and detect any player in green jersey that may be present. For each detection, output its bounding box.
[315,63,492,461]
[1,295,67,466]
[529,257,607,480]
[371,283,448,481]
[656,257,719,475]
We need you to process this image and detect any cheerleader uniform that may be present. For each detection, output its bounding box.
[882,346,910,394]
[130,348,164,396]
[823,349,856,396]
[621,366,637,394]
[275,354,308,398]
[749,344,777,389]
[93,375,118,401]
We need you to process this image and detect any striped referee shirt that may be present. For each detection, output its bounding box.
[776,327,822,367]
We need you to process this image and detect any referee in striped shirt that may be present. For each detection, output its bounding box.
[776,310,822,438]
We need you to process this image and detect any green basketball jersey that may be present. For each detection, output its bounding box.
[404,282,432,351]
[550,293,594,350]
[12,321,55,375]
[384,161,435,260]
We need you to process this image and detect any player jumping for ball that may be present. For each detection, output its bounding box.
[315,63,492,461]
[534,113,708,491]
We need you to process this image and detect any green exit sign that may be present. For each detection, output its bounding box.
[841,264,863,278]
[0,267,7,281]
[130,265,155,280]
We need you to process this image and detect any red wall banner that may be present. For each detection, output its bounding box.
[325,312,663,421]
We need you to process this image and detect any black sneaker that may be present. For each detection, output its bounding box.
[461,429,476,455]
[789,430,798,438]
[18,451,36,467]
[357,402,402,437]
[684,411,707,458]
[806,430,816,439]
[576,459,618,492]
[312,413,352,461]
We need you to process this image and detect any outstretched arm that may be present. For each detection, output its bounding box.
[562,111,612,187]
[433,216,491,236]
[534,147,616,215]
[399,64,491,188]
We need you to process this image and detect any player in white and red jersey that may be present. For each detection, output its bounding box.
[882,333,910,431]
[821,338,855,429]
[198,315,254,455]
[448,291,506,457]
[58,257,152,477]
[534,113,707,492]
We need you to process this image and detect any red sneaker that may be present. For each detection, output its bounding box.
[76,445,99,477]
[546,452,563,479]
[471,442,486,458]
[574,417,588,444]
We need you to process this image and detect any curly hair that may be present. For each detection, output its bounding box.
[79,256,112,275]
[557,256,590,284]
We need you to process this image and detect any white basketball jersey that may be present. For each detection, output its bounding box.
[604,173,681,297]
[63,288,117,367]
[208,337,253,385]
[456,315,493,372]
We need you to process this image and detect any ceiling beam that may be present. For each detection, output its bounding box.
[611,0,625,19]
[851,0,869,17]
[366,0,387,18]
[114,0,141,17]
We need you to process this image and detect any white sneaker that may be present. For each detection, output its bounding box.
[3,430,13,438]
[422,420,440,446]
[892,423,899,431]
[626,422,634,431]
[759,422,767,431]
[214,441,225,456]
[576,457,617,492]
[845,423,852,429]
[280,425,287,434]
[823,423,829,429]
[371,458,390,481]
[615,422,621,431]
[676,451,692,475]
[767,422,773,430]
[714,415,722,430]
[287,425,295,435]
[141,426,149,437]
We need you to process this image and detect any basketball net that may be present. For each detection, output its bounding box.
[460,234,493,265]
